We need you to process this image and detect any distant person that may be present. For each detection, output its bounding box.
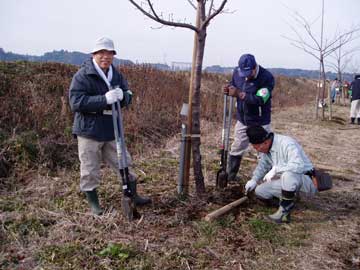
[350,74,360,124]
[342,80,350,99]
[244,125,317,224]
[223,54,275,182]
[69,37,151,215]
[330,78,340,103]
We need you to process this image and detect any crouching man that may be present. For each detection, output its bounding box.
[244,125,317,223]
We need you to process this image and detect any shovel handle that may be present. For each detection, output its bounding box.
[111,101,132,194]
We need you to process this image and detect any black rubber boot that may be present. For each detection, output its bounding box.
[351,117,355,124]
[357,118,360,125]
[268,190,295,224]
[85,189,103,215]
[227,155,242,182]
[128,180,152,206]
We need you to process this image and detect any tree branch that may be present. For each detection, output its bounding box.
[128,0,198,32]
[290,42,320,61]
[201,0,228,29]
[323,27,360,56]
[207,0,215,17]
[187,0,196,10]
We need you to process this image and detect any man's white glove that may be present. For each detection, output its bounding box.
[245,179,257,193]
[263,166,278,183]
[105,88,124,104]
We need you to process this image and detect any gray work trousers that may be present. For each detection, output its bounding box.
[255,171,317,200]
[77,136,135,191]
[230,121,272,156]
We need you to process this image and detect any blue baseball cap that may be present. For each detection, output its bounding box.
[238,54,256,77]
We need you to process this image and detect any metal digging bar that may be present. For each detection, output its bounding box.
[216,94,234,189]
[111,100,139,221]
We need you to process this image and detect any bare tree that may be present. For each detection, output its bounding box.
[283,0,360,120]
[327,41,360,104]
[128,0,228,195]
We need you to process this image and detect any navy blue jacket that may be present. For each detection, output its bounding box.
[230,65,275,126]
[351,75,360,101]
[69,58,129,141]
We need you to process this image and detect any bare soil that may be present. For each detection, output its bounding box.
[1,102,359,270]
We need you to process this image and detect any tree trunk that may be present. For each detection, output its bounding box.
[325,60,332,120]
[315,62,321,119]
[191,29,207,195]
[320,59,326,120]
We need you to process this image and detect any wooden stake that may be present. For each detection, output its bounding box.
[182,3,201,195]
[204,196,248,222]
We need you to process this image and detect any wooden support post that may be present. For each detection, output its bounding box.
[182,3,201,195]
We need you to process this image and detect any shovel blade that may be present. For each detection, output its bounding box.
[122,196,137,221]
[216,170,228,189]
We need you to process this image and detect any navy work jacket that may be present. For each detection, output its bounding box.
[69,58,129,141]
[231,65,275,126]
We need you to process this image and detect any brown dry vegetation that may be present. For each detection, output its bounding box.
[0,61,359,270]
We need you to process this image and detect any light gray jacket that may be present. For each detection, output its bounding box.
[251,134,313,183]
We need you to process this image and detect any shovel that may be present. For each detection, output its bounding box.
[111,99,139,221]
[216,94,234,189]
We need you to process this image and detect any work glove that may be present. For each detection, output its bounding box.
[121,90,133,107]
[245,179,257,193]
[228,86,239,97]
[105,88,124,104]
[263,166,278,183]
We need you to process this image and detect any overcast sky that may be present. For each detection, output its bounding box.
[1,0,360,71]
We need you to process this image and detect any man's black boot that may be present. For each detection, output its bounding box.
[351,117,355,124]
[227,155,242,182]
[128,180,152,206]
[357,118,360,125]
[85,189,103,215]
[268,190,295,224]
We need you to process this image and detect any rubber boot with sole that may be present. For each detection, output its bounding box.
[85,189,103,215]
[227,155,242,182]
[268,190,295,224]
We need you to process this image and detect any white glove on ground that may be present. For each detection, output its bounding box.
[245,179,257,193]
[263,166,278,182]
[105,88,124,104]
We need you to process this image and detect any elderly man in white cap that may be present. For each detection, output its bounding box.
[69,37,151,215]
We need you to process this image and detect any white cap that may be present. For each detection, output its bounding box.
[91,37,117,55]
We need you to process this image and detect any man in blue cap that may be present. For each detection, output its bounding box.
[223,54,275,182]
